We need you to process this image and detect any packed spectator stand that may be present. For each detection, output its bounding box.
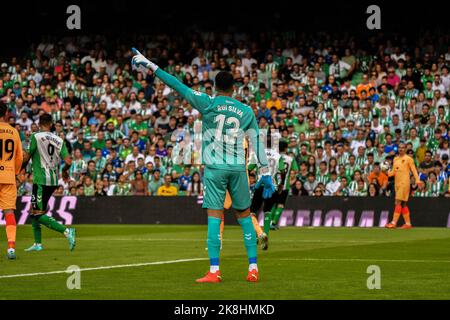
[2,31,450,198]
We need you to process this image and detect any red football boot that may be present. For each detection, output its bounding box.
[196,271,222,283]
[247,269,259,282]
[385,222,397,229]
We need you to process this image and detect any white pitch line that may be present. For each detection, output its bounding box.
[278,258,450,263]
[0,258,208,279]
[78,238,380,243]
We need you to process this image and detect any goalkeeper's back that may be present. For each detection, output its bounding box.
[200,94,258,171]
[154,69,268,171]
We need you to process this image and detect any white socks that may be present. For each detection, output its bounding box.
[210,264,257,272]
[210,265,220,273]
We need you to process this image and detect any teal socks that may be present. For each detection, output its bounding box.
[207,216,222,269]
[238,216,257,265]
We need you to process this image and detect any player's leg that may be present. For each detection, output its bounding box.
[249,186,266,238]
[4,209,17,259]
[29,184,76,251]
[269,204,277,229]
[219,214,224,249]
[229,171,259,282]
[0,184,18,259]
[26,184,43,251]
[235,209,259,282]
[386,182,406,228]
[251,215,264,238]
[25,215,43,251]
[256,193,275,251]
[251,213,265,249]
[271,190,288,228]
[385,199,402,228]
[400,201,413,229]
[196,168,227,283]
[220,191,232,247]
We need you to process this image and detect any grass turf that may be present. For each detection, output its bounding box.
[0,225,449,299]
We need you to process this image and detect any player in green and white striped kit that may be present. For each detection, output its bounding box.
[21,114,76,252]
[248,134,280,250]
[132,48,275,283]
[249,139,298,243]
[269,141,298,229]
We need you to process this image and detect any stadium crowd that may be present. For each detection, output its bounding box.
[2,31,450,197]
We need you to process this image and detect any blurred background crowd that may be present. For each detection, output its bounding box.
[2,29,450,197]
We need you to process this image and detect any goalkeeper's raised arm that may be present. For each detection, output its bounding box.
[131,48,211,114]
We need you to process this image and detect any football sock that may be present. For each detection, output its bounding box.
[37,215,67,234]
[391,205,402,225]
[402,206,411,225]
[249,263,258,272]
[238,216,257,269]
[5,213,16,249]
[207,216,221,272]
[263,211,271,234]
[270,206,277,222]
[251,214,264,237]
[272,207,284,225]
[31,215,42,244]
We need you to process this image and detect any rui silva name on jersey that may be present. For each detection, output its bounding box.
[217,104,244,118]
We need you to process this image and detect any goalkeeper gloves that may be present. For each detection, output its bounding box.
[131,47,159,73]
[255,167,276,199]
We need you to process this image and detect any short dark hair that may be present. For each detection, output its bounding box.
[0,101,8,118]
[279,140,288,152]
[215,71,234,92]
[39,113,53,127]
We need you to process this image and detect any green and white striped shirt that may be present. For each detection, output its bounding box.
[28,132,69,186]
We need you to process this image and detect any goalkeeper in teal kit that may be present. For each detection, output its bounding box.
[132,48,275,283]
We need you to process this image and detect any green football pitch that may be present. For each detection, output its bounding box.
[0,225,449,299]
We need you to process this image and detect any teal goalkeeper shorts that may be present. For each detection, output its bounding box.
[202,166,251,211]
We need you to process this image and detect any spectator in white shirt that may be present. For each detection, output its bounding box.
[107,93,123,111]
[125,146,145,166]
[27,67,42,85]
[16,111,33,131]
[441,66,450,94]
[129,93,142,113]
[432,75,446,95]
[325,171,341,196]
[329,54,351,80]
[242,51,256,73]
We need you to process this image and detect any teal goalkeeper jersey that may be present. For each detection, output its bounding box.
[155,69,268,171]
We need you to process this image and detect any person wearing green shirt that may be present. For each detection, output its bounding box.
[132,48,275,283]
[113,174,132,195]
[21,114,76,253]
[293,114,308,133]
[92,130,107,150]
[269,141,299,230]
[105,122,124,142]
[128,114,148,136]
[254,84,271,103]
[148,169,164,195]
[83,176,95,196]
[406,128,420,152]
[284,108,298,128]
[119,138,133,160]
[427,129,442,153]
